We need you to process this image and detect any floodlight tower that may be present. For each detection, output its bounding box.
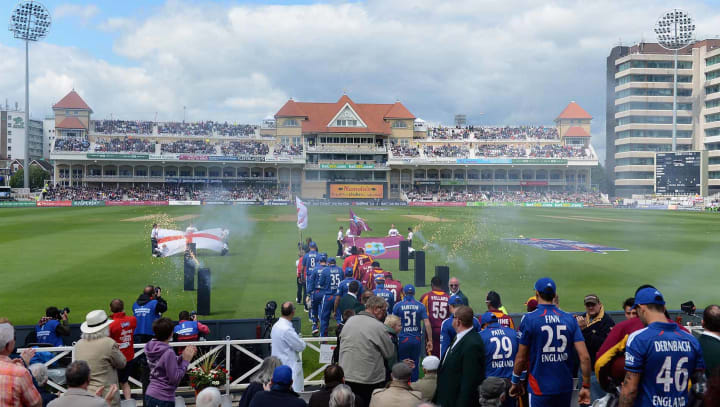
[654,9,694,152]
[8,0,51,189]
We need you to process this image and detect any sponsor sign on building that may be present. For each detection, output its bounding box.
[0,201,36,207]
[87,153,149,160]
[320,164,375,169]
[37,200,72,207]
[72,200,106,207]
[329,183,384,199]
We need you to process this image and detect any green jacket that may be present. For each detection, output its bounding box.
[338,293,361,316]
[699,331,720,377]
[433,329,485,407]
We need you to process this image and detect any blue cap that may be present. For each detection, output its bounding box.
[633,287,665,309]
[404,284,415,295]
[534,277,556,295]
[318,253,327,262]
[344,267,353,276]
[480,312,498,326]
[448,295,463,306]
[309,242,317,249]
[272,365,293,385]
[375,275,385,283]
[327,257,336,264]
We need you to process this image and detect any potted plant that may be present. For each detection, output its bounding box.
[187,352,229,394]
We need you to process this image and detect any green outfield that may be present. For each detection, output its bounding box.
[1,205,719,329]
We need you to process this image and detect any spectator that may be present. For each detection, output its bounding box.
[338,281,362,317]
[383,314,402,382]
[133,286,167,344]
[144,318,197,407]
[412,356,439,401]
[577,294,614,401]
[173,311,210,342]
[238,356,282,407]
[433,306,485,407]
[369,363,422,407]
[74,310,126,407]
[195,387,222,407]
[248,365,307,407]
[107,299,136,401]
[47,361,117,407]
[700,305,720,378]
[448,278,468,306]
[270,302,307,393]
[29,363,56,406]
[1,319,42,407]
[35,307,70,347]
[329,384,357,407]
[623,297,637,319]
[308,365,363,407]
[339,296,395,407]
[485,291,512,327]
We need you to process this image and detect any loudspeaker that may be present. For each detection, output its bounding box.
[183,261,195,291]
[197,268,211,315]
[399,240,409,271]
[435,266,450,293]
[414,250,425,287]
[188,243,196,256]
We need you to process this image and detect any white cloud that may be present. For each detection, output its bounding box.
[54,4,100,24]
[2,0,720,164]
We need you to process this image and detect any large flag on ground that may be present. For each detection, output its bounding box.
[155,228,227,257]
[296,197,308,230]
[349,209,371,236]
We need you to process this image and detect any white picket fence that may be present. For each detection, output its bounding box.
[19,336,337,396]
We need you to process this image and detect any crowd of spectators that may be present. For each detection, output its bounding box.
[423,144,470,158]
[54,137,90,152]
[93,120,153,135]
[389,143,420,157]
[220,141,270,156]
[94,138,155,153]
[189,186,289,201]
[474,143,589,158]
[40,184,289,201]
[273,144,303,156]
[406,189,605,204]
[158,121,257,137]
[160,140,216,155]
[427,126,559,141]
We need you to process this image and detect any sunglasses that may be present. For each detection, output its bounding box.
[449,284,459,287]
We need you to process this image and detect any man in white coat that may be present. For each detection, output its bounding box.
[271,301,307,393]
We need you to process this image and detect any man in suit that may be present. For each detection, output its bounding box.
[448,277,469,306]
[433,305,485,407]
[338,281,362,316]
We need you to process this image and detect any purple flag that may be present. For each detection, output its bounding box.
[349,209,371,236]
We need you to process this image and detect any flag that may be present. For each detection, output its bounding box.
[296,197,308,230]
[349,209,371,236]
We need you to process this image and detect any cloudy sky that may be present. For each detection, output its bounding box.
[3,0,720,162]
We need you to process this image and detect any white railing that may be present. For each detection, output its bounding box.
[19,336,336,396]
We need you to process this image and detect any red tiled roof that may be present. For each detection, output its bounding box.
[53,90,92,112]
[556,102,592,120]
[275,95,415,134]
[56,117,87,130]
[564,126,591,138]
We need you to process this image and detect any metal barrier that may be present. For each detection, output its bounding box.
[19,336,337,396]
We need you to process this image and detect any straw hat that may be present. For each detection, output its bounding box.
[80,310,113,334]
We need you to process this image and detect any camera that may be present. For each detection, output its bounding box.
[155,286,161,296]
[264,301,277,321]
[681,301,696,316]
[62,307,70,315]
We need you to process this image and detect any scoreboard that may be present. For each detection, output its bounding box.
[655,151,701,195]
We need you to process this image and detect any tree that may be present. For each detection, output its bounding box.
[591,163,609,194]
[9,166,50,189]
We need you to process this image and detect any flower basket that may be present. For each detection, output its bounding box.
[187,351,229,393]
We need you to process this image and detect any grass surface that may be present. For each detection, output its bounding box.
[2,205,719,328]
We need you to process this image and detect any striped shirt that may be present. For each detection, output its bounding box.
[0,355,42,407]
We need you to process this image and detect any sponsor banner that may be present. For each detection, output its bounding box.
[267,200,291,206]
[511,158,568,164]
[408,201,466,207]
[168,200,202,206]
[232,200,261,205]
[504,238,627,253]
[0,201,36,207]
[320,164,375,169]
[345,235,405,259]
[72,200,106,207]
[178,155,209,161]
[440,180,465,186]
[37,200,72,207]
[270,156,291,162]
[87,153,149,160]
[457,158,512,164]
[149,155,167,160]
[414,180,440,185]
[202,201,232,205]
[329,184,384,199]
[520,181,548,186]
[105,200,169,206]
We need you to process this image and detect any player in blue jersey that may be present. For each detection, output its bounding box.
[318,257,343,337]
[479,312,518,407]
[372,275,395,314]
[392,284,432,382]
[307,253,327,335]
[509,277,591,407]
[619,287,705,407]
[439,295,481,360]
[333,266,364,324]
